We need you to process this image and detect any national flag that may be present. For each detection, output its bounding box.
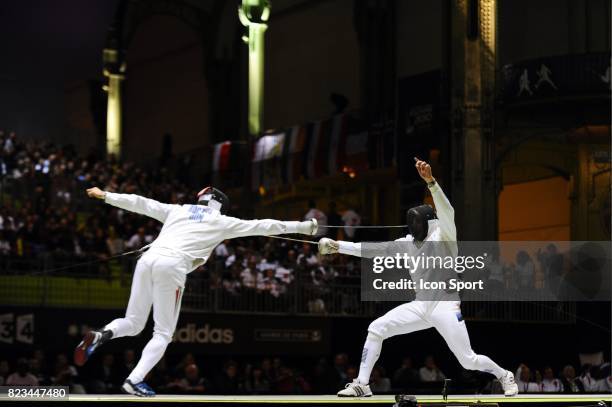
[212,141,232,172]
[252,132,285,189]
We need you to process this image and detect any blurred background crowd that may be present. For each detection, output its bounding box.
[1,348,610,395]
[0,131,580,297]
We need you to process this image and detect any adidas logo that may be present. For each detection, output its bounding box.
[174,323,234,344]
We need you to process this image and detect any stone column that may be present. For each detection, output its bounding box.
[450,0,498,240]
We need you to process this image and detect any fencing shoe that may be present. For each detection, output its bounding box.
[500,370,518,396]
[74,329,112,366]
[122,379,155,397]
[337,380,373,397]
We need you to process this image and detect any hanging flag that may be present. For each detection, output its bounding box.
[212,141,232,172]
[253,133,285,161]
[252,132,285,189]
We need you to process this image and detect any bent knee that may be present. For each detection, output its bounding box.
[152,330,173,344]
[125,318,147,336]
[458,354,479,370]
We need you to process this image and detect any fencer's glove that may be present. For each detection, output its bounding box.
[318,237,339,255]
[296,218,318,235]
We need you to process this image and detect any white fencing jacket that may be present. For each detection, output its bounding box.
[336,182,459,300]
[105,192,306,272]
[337,182,457,254]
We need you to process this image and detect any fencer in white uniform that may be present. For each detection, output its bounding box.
[74,186,317,397]
[319,159,518,397]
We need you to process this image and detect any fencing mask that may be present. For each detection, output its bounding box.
[196,186,229,214]
[406,204,437,241]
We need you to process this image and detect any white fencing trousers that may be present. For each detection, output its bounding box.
[104,250,187,383]
[367,301,506,378]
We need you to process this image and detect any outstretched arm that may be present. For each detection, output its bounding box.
[414,158,456,241]
[86,187,175,224]
[319,239,390,258]
[319,239,362,257]
[223,216,317,239]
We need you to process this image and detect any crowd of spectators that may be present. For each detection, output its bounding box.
[0,131,192,267]
[0,131,368,313]
[0,131,364,263]
[481,245,567,292]
[514,362,611,393]
[0,131,579,298]
[185,236,362,313]
[0,349,609,395]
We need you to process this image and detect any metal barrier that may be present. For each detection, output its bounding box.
[0,256,576,323]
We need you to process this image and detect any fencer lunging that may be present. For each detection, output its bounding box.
[318,158,518,397]
[74,186,317,397]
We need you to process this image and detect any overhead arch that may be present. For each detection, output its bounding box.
[105,0,242,161]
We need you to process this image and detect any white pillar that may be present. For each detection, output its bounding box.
[103,47,125,158]
[239,0,270,137]
[106,74,123,158]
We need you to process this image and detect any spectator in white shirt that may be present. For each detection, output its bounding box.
[214,240,229,258]
[262,269,283,297]
[515,251,535,289]
[516,364,540,393]
[0,231,11,256]
[600,375,612,393]
[225,247,246,268]
[126,227,147,250]
[257,258,277,273]
[341,209,361,240]
[241,257,263,289]
[3,132,15,155]
[419,356,446,382]
[297,243,318,268]
[0,213,15,231]
[540,366,563,392]
[560,365,584,393]
[578,364,599,392]
[275,266,294,285]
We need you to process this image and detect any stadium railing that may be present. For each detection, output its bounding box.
[0,255,577,323]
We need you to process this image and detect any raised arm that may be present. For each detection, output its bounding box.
[428,182,456,241]
[415,158,456,241]
[222,216,317,239]
[86,187,175,223]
